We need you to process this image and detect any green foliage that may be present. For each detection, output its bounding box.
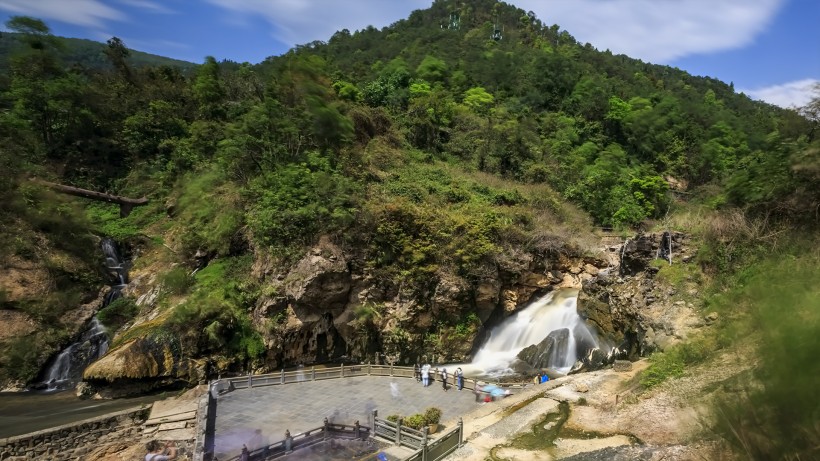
[708,252,820,460]
[174,167,244,256]
[463,87,494,113]
[415,55,447,83]
[454,312,480,338]
[85,202,161,241]
[166,257,263,363]
[641,336,718,388]
[246,153,359,251]
[97,297,139,333]
[423,407,442,425]
[404,414,426,430]
[160,267,192,295]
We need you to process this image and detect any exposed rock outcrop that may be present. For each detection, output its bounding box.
[578,232,701,359]
[517,328,570,369]
[83,333,193,395]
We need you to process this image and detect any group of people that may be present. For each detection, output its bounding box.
[414,363,465,391]
[533,372,550,384]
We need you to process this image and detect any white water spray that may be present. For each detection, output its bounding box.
[468,289,599,375]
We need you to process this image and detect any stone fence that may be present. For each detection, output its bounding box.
[373,411,464,461]
[0,405,149,461]
[217,364,530,393]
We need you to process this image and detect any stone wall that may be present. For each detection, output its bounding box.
[0,406,149,460]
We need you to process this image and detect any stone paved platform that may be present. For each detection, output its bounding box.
[213,375,480,459]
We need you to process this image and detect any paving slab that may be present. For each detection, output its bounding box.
[213,376,481,459]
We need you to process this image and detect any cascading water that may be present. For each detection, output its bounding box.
[468,289,600,375]
[37,238,126,391]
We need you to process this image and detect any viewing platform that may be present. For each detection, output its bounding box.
[205,365,528,460]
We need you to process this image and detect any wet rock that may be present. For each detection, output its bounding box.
[517,328,570,369]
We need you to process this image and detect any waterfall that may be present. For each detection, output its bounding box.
[468,289,600,375]
[37,238,126,391]
[42,318,109,390]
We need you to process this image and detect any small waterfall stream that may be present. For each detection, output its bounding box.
[468,289,600,376]
[37,238,127,391]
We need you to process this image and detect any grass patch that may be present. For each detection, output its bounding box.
[160,266,193,295]
[97,297,139,334]
[641,335,718,389]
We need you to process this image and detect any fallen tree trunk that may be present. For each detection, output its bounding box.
[33,179,148,217]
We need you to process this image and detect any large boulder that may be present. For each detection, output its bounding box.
[619,233,657,276]
[282,237,351,319]
[517,328,570,369]
[83,335,192,387]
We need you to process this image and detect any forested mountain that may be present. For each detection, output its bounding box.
[0,2,817,458]
[0,31,196,75]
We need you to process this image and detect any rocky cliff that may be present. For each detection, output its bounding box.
[10,227,707,396]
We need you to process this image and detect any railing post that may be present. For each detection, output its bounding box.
[421,426,429,461]
[354,420,361,439]
[280,369,285,385]
[323,417,329,440]
[395,418,402,446]
[371,409,378,433]
[248,373,252,389]
[458,417,464,446]
[284,429,293,453]
[390,363,394,376]
[341,363,345,378]
[312,366,316,381]
[368,362,371,375]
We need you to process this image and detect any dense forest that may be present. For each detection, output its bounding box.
[0,1,817,458]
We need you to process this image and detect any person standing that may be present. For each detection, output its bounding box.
[441,368,449,391]
[455,367,464,391]
[145,440,177,461]
[414,363,421,382]
[421,363,430,387]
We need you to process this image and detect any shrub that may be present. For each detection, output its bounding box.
[404,414,426,430]
[160,267,192,295]
[97,297,139,333]
[423,407,442,425]
[386,414,401,423]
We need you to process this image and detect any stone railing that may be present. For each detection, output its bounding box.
[0,405,149,460]
[372,411,464,461]
[222,419,371,461]
[218,364,530,393]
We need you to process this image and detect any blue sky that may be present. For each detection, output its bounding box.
[1,0,817,108]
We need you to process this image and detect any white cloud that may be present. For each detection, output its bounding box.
[204,0,428,48]
[742,79,819,109]
[204,0,785,65]
[516,0,785,63]
[0,0,124,28]
[117,0,175,15]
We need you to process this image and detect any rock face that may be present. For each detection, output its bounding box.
[517,328,570,369]
[619,234,658,276]
[283,237,352,318]
[250,236,611,371]
[577,231,701,360]
[85,229,700,393]
[82,334,194,396]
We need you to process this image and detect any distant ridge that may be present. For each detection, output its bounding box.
[0,32,197,73]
